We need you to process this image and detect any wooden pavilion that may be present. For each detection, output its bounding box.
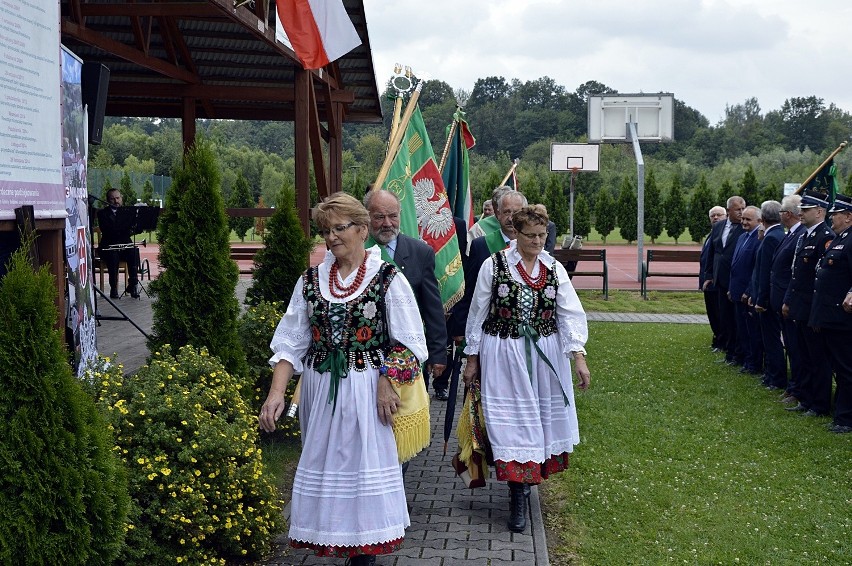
[59,0,384,232]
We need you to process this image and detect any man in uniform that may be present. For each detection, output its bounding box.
[783,191,834,417]
[809,193,852,433]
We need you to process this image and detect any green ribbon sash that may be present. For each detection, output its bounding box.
[315,349,348,414]
[518,323,570,407]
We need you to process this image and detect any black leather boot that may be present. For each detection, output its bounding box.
[507,481,527,533]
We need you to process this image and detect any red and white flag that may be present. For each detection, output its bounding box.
[275,0,361,69]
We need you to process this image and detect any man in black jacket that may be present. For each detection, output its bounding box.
[97,188,140,299]
[703,196,745,364]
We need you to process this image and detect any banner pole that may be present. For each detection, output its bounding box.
[438,117,458,174]
[499,158,519,186]
[795,141,847,194]
[373,81,424,190]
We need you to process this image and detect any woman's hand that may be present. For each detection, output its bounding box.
[259,360,293,433]
[377,375,401,426]
[574,354,591,391]
[462,355,479,387]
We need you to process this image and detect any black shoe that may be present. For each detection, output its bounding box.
[129,284,140,299]
[507,482,527,533]
[109,289,119,299]
[803,409,828,417]
[785,403,807,412]
[434,387,449,401]
[828,424,852,434]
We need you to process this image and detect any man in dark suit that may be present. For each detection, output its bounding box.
[809,193,852,433]
[770,195,803,404]
[364,190,447,380]
[783,190,834,417]
[729,205,762,373]
[431,215,467,400]
[751,200,785,389]
[97,188,140,299]
[704,195,746,364]
[700,206,727,350]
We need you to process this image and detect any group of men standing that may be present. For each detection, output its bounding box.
[701,190,852,434]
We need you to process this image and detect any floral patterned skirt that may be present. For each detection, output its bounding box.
[494,452,571,483]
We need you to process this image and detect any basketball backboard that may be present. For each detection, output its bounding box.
[550,143,600,172]
[588,93,674,143]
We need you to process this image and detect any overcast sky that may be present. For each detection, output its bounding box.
[361,0,852,126]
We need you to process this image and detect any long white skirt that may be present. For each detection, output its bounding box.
[479,332,580,468]
[289,366,409,549]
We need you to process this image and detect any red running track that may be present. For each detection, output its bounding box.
[139,243,703,293]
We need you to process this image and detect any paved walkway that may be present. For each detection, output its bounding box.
[94,279,709,566]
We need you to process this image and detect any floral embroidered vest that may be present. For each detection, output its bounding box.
[482,252,558,338]
[303,263,395,371]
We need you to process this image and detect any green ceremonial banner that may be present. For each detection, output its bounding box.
[383,106,464,308]
[801,157,839,206]
[441,113,476,230]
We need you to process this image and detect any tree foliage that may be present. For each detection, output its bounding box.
[738,164,760,207]
[664,174,688,243]
[119,169,137,204]
[544,174,569,236]
[688,175,716,243]
[643,168,664,243]
[617,176,637,243]
[148,139,247,378]
[594,187,616,244]
[0,243,128,565]
[573,193,591,238]
[227,172,255,241]
[245,186,313,306]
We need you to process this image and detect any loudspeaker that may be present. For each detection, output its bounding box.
[81,62,110,145]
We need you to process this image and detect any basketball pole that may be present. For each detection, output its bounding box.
[628,121,645,285]
[569,167,579,237]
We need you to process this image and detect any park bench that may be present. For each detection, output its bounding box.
[230,244,263,274]
[551,248,609,300]
[640,249,701,299]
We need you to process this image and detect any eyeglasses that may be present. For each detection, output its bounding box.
[319,222,356,237]
[518,230,547,241]
[370,213,399,223]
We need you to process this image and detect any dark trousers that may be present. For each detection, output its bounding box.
[824,330,852,426]
[100,246,139,291]
[718,287,739,361]
[781,314,803,398]
[759,309,786,388]
[704,288,722,348]
[797,322,833,414]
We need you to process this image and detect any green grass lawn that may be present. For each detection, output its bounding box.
[542,322,851,565]
[579,290,707,315]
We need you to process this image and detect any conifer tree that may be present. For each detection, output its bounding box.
[665,173,688,243]
[148,139,248,378]
[227,172,255,242]
[644,168,665,244]
[0,242,128,564]
[687,174,716,243]
[718,179,734,206]
[140,177,156,206]
[119,170,137,204]
[759,181,779,204]
[246,185,314,306]
[616,176,637,243]
[573,193,591,238]
[544,174,569,235]
[738,164,760,206]
[594,187,616,244]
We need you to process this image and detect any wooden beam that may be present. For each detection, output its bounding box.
[182,98,196,153]
[80,3,223,18]
[308,81,328,200]
[61,20,200,84]
[107,82,355,104]
[329,102,344,197]
[294,68,311,234]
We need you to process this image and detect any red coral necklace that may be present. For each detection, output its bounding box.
[329,253,368,298]
[516,259,547,290]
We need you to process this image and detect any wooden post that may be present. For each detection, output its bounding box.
[294,67,311,234]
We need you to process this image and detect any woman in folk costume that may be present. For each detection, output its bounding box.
[462,204,591,533]
[259,193,427,566]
